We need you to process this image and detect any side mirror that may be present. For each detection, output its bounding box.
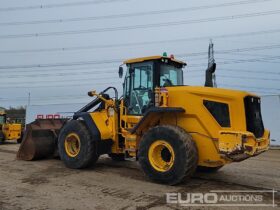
[118,66,123,78]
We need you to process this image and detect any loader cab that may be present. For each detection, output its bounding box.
[0,112,6,124]
[122,54,186,116]
[0,112,6,129]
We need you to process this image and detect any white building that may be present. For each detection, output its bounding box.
[261,95,280,146]
[25,103,85,124]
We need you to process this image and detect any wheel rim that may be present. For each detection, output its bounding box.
[148,140,175,172]
[64,133,81,158]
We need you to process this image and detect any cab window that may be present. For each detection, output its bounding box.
[129,65,153,115]
[160,64,183,87]
[0,115,5,124]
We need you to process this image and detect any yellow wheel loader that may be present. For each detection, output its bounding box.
[17,54,270,185]
[0,110,22,144]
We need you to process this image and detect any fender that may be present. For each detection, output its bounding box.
[73,112,101,141]
[130,107,185,134]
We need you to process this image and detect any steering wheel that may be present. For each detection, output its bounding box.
[134,85,146,90]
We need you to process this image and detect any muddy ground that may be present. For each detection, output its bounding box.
[0,142,279,210]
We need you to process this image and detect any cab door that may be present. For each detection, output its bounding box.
[121,62,154,130]
[128,63,153,116]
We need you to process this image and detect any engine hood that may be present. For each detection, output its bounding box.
[165,86,258,100]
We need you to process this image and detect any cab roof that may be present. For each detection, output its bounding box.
[123,55,187,66]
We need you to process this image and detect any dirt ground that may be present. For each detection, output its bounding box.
[0,142,279,210]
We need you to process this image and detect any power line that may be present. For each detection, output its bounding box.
[0,95,88,102]
[188,68,280,75]
[189,55,280,67]
[0,59,122,70]
[0,71,279,88]
[218,52,277,58]
[0,75,120,85]
[177,44,280,59]
[219,83,280,91]
[1,86,277,103]
[185,71,280,81]
[1,37,280,56]
[2,41,280,71]
[216,54,280,63]
[0,0,272,26]
[0,0,128,12]
[2,84,278,102]
[219,84,279,95]
[217,75,280,81]
[1,10,280,39]
[220,68,280,75]
[0,81,121,89]
[0,69,118,79]
[0,66,117,74]
[185,71,280,82]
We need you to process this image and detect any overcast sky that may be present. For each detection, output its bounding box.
[0,0,279,108]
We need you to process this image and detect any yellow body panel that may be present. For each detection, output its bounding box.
[88,95,121,153]
[159,86,269,166]
[2,123,21,141]
[90,112,113,140]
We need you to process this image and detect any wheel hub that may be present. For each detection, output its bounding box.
[64,133,81,158]
[148,140,175,172]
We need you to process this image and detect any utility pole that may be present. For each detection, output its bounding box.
[204,40,217,87]
[28,92,30,106]
[208,39,217,87]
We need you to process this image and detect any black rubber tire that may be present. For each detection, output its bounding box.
[196,166,223,173]
[138,125,198,185]
[108,153,125,161]
[17,136,23,144]
[17,131,24,144]
[58,120,99,169]
[0,131,5,144]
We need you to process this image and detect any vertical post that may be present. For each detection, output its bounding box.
[28,92,30,106]
[205,39,217,88]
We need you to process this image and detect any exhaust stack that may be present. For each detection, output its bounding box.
[204,40,217,87]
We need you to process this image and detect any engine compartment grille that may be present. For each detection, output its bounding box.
[244,96,264,138]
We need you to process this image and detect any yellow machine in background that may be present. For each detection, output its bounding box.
[18,54,270,185]
[0,110,22,143]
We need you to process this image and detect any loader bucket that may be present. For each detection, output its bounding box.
[17,119,67,161]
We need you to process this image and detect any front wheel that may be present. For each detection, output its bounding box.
[138,125,198,185]
[58,120,99,169]
[0,131,5,144]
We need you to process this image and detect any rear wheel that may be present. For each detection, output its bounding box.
[58,120,99,169]
[138,125,198,185]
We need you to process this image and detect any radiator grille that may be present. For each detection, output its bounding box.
[244,96,264,138]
